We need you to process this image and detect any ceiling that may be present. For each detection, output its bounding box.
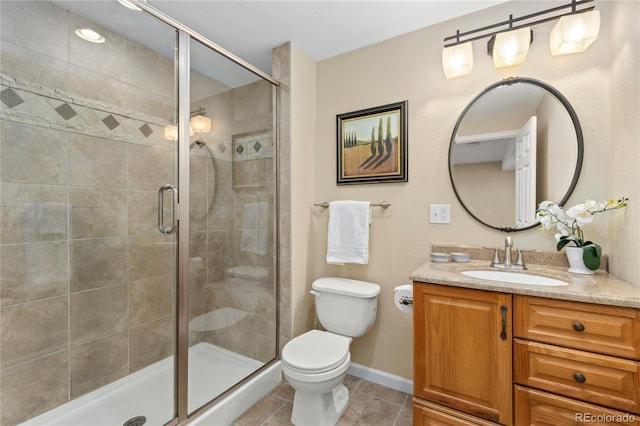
[55,0,510,76]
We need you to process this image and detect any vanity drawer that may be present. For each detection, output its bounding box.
[515,386,640,425]
[414,398,501,426]
[514,296,640,360]
[514,339,640,413]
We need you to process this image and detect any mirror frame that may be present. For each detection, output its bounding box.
[448,77,584,232]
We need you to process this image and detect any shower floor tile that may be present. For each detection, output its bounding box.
[233,374,413,426]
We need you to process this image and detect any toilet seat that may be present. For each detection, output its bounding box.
[282,330,350,374]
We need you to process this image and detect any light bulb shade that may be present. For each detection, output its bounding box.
[164,124,193,139]
[492,27,531,69]
[442,42,474,79]
[164,125,177,141]
[190,115,211,133]
[550,10,600,56]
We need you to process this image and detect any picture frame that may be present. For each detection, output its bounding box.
[337,100,408,185]
[232,129,273,189]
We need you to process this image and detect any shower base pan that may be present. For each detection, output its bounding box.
[22,342,278,426]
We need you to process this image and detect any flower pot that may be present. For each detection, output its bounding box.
[565,246,595,275]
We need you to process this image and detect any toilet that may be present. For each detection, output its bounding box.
[281,277,381,426]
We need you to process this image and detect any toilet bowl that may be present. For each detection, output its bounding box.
[281,278,380,426]
[282,330,352,425]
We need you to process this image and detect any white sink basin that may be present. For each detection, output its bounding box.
[461,270,569,287]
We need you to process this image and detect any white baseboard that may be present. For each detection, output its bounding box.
[347,363,413,394]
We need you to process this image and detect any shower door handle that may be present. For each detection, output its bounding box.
[158,184,178,235]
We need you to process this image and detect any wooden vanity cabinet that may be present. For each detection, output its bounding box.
[413,284,640,426]
[413,283,513,425]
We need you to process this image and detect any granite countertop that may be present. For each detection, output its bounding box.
[410,259,640,308]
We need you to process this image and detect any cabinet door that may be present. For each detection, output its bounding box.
[414,283,512,425]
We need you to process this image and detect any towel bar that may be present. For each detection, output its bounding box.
[314,201,391,209]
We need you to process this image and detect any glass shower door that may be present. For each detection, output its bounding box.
[0,2,179,425]
[185,38,278,415]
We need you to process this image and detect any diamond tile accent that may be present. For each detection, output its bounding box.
[236,145,244,155]
[102,114,120,130]
[139,123,153,138]
[253,141,262,152]
[218,142,227,153]
[54,103,77,121]
[0,88,24,108]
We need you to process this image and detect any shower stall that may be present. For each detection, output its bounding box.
[0,1,280,425]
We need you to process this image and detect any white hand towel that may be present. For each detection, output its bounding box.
[326,200,371,265]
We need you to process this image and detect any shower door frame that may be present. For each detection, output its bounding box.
[130,1,281,424]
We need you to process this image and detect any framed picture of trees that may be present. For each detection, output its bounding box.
[336,101,408,185]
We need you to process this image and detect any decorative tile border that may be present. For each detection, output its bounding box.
[1,73,174,151]
[1,73,268,163]
[232,130,274,162]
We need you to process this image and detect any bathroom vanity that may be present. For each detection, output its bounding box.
[410,259,640,426]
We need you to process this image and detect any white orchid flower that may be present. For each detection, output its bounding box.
[567,200,597,217]
[567,200,596,225]
[549,204,566,219]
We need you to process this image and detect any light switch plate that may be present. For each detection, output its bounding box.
[430,204,450,224]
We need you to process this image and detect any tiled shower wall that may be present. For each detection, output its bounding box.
[0,2,178,424]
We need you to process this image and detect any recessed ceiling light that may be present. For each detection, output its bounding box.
[118,0,147,11]
[75,28,106,44]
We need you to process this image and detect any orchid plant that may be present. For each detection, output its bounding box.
[535,197,629,270]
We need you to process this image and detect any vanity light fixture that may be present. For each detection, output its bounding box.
[490,27,532,69]
[442,38,473,79]
[75,28,105,44]
[190,107,212,133]
[442,0,599,78]
[550,9,600,55]
[164,125,178,141]
[164,124,196,141]
[164,107,211,140]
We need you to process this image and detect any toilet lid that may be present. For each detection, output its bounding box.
[282,330,350,374]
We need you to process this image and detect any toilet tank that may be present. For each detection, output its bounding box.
[311,278,381,338]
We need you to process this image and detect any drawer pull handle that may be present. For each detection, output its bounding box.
[572,322,585,332]
[573,373,586,383]
[500,305,507,341]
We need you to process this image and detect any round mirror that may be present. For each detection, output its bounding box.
[449,77,583,232]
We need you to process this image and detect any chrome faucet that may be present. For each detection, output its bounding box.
[487,237,530,270]
[503,236,513,268]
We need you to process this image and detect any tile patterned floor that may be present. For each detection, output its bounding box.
[233,374,413,426]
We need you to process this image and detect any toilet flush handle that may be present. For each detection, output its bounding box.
[310,290,320,297]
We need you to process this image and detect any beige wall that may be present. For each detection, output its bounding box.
[290,46,319,336]
[608,1,640,285]
[286,0,639,381]
[537,91,578,202]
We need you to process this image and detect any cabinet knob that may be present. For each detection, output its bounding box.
[572,322,585,332]
[573,373,586,383]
